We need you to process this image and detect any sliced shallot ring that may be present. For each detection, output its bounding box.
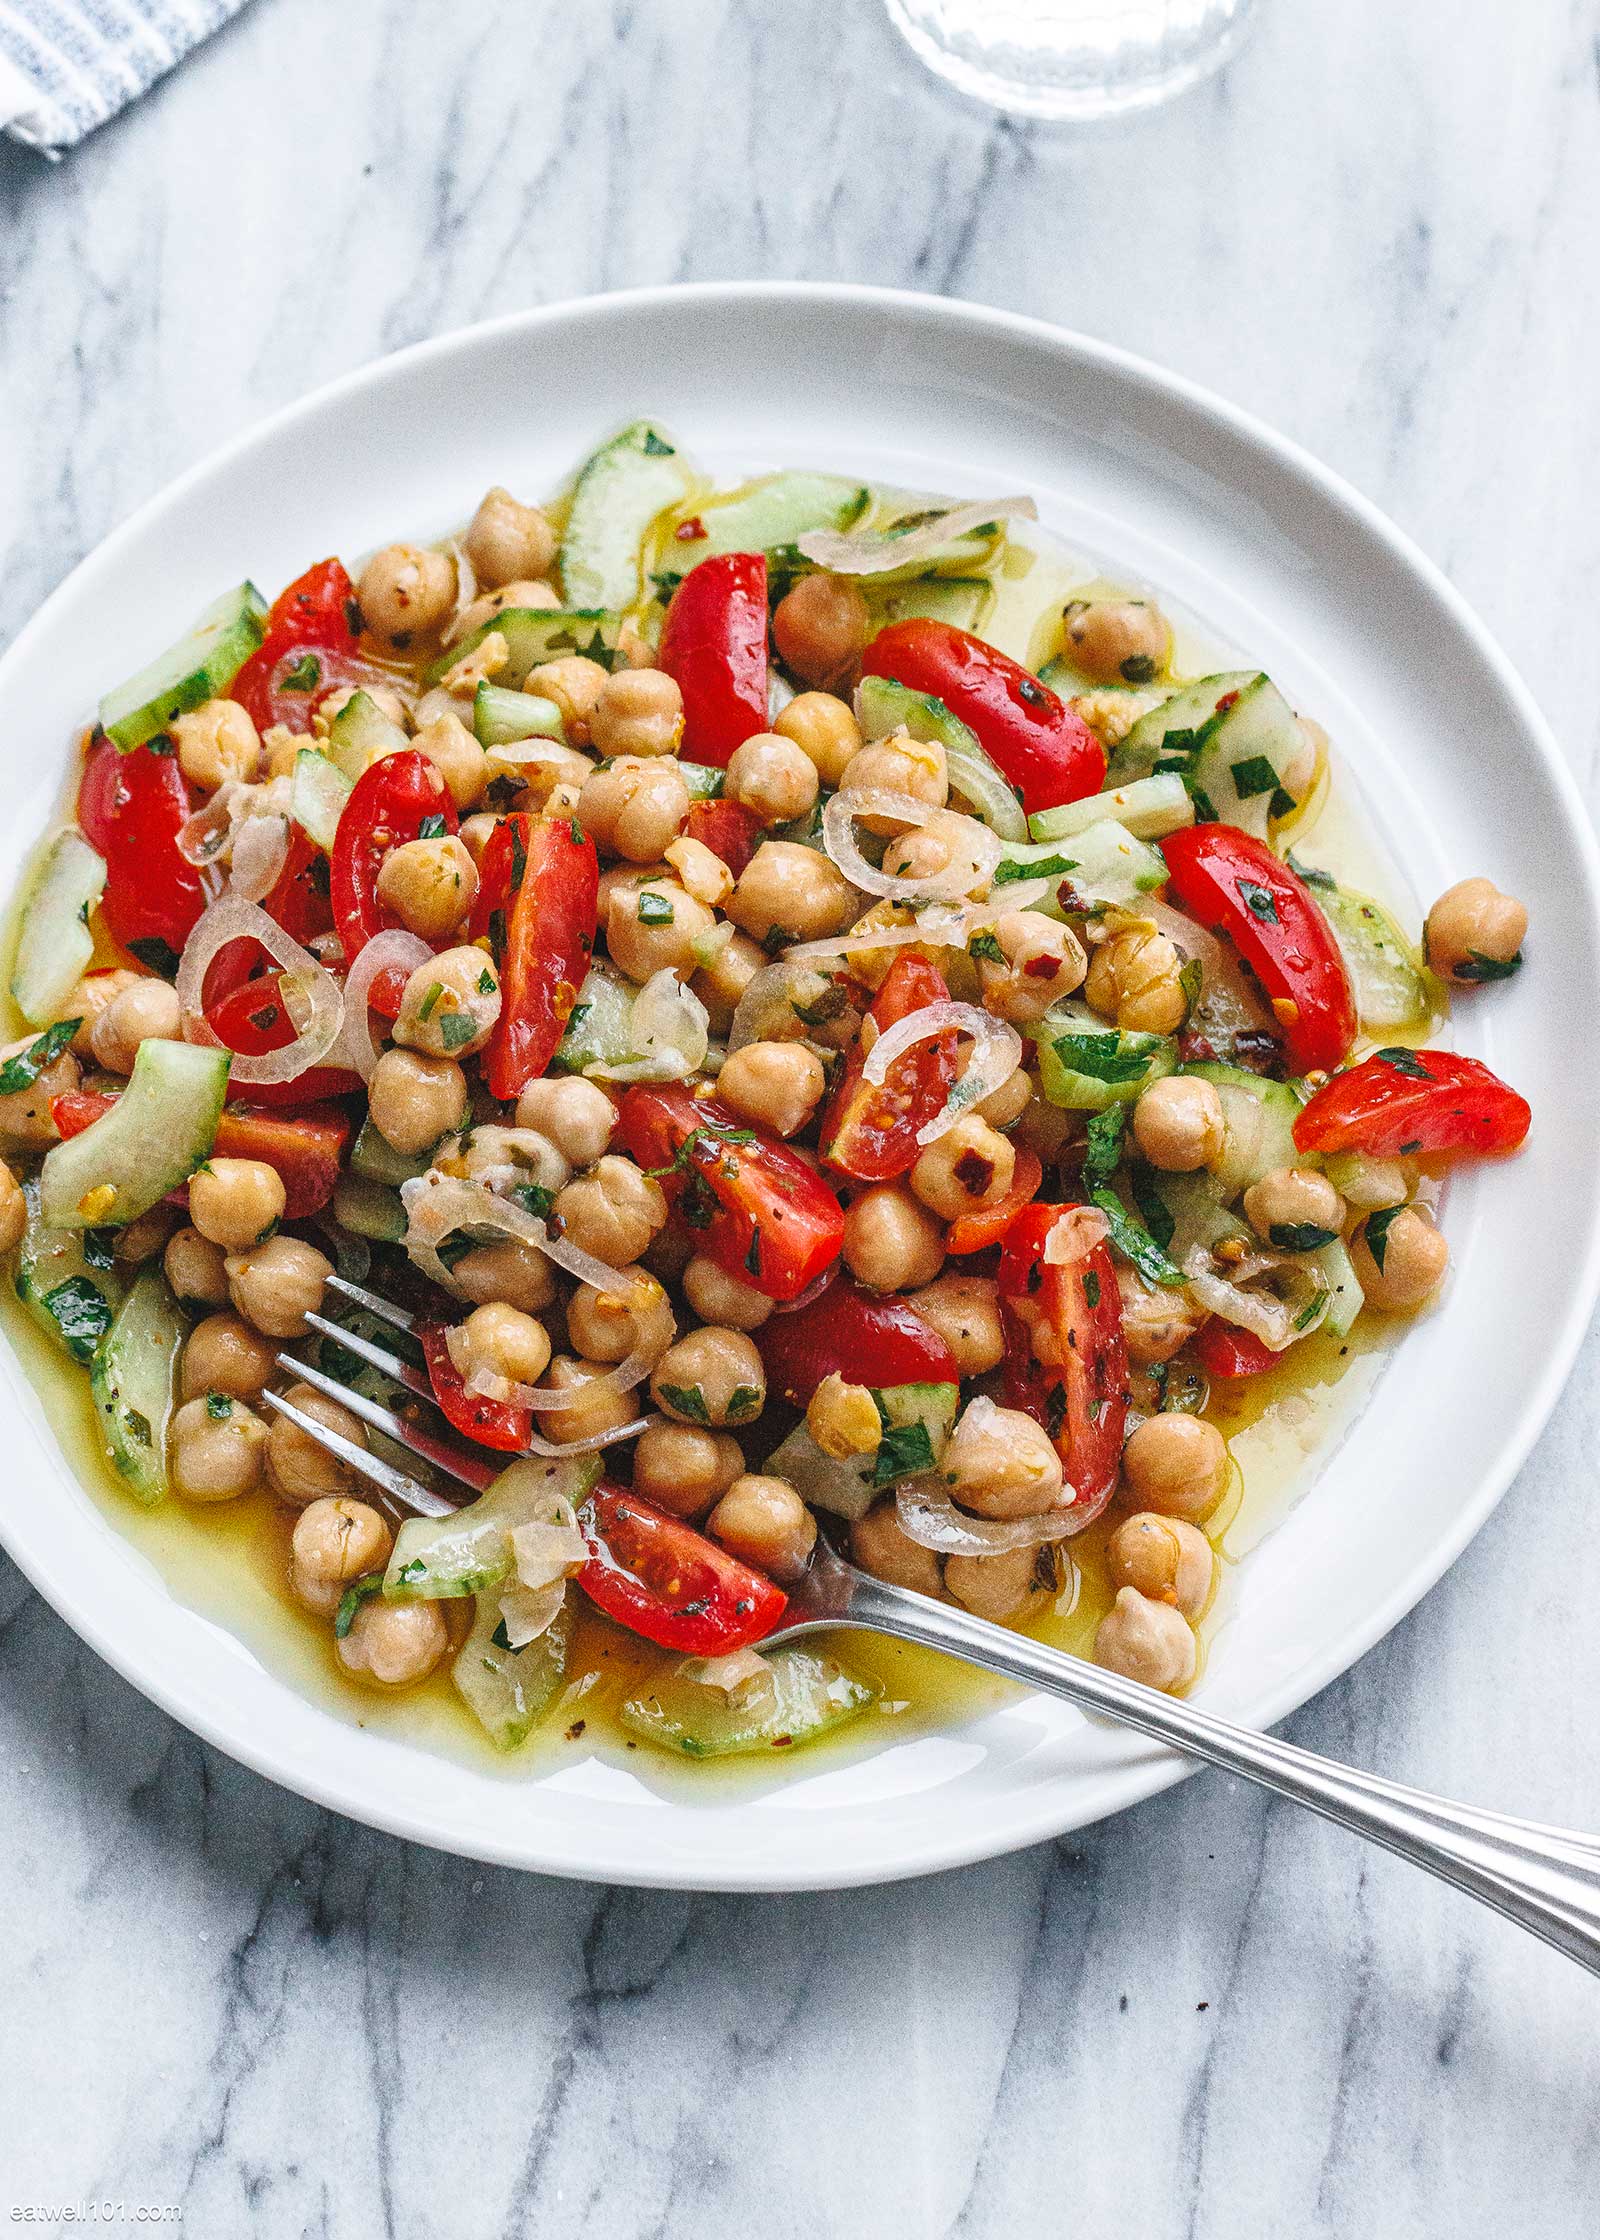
[338,929,434,1078]
[862,1000,1023,1147]
[176,788,240,868]
[516,1411,657,1459]
[796,493,1037,575]
[895,1479,1079,1556]
[1181,1246,1317,1352]
[497,1578,567,1649]
[1043,1205,1111,1266]
[229,812,291,903]
[783,886,1050,967]
[177,894,345,1085]
[509,1503,586,1592]
[822,787,1002,905]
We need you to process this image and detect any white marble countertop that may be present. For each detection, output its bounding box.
[2,1,1598,2232]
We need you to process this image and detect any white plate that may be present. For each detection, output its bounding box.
[1,285,1596,1891]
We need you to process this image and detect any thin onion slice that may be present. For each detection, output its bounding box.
[587,968,710,1084]
[783,886,1049,968]
[1043,1205,1112,1267]
[510,1502,586,1592]
[684,1647,777,1713]
[895,1479,1080,1556]
[1182,1246,1311,1351]
[176,789,239,868]
[823,788,1001,905]
[797,494,1037,575]
[863,1000,1022,1146]
[229,813,290,903]
[337,929,434,1078]
[497,1578,567,1649]
[942,736,1029,843]
[177,895,345,1085]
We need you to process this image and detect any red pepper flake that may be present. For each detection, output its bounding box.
[674,516,708,543]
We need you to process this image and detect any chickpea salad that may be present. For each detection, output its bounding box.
[0,421,1533,1764]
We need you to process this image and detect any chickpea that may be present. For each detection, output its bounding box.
[843,1184,945,1293]
[1132,1075,1225,1173]
[513,1077,615,1169]
[882,831,952,883]
[168,697,260,790]
[315,680,409,736]
[579,756,690,863]
[1094,1586,1196,1691]
[807,1373,882,1460]
[0,1035,76,1149]
[225,1236,332,1339]
[589,667,684,759]
[289,1497,393,1618]
[457,812,501,866]
[605,878,715,984]
[164,1227,231,1308]
[651,1325,765,1429]
[682,1254,772,1332]
[527,657,610,749]
[1350,1205,1450,1313]
[0,1161,25,1254]
[337,1596,449,1687]
[840,730,947,822]
[725,733,819,827]
[259,726,302,782]
[536,1354,641,1446]
[367,1049,468,1158]
[727,841,856,946]
[1121,1411,1229,1522]
[850,1500,943,1598]
[266,1382,369,1506]
[113,1204,180,1267]
[716,1039,826,1138]
[181,1312,278,1400]
[60,969,141,1056]
[630,1421,744,1518]
[905,1273,1005,1378]
[375,836,478,942]
[774,692,863,788]
[560,1267,663,1363]
[393,947,501,1060]
[664,833,734,910]
[707,1474,816,1585]
[170,1393,268,1502]
[452,578,561,645]
[1243,1166,1344,1249]
[976,910,1088,1026]
[357,543,457,648]
[1326,1153,1408,1212]
[447,1302,548,1391]
[944,1398,1064,1520]
[974,1065,1034,1131]
[1085,926,1187,1035]
[411,710,487,812]
[1117,1267,1204,1366]
[909,1113,1016,1223]
[692,928,765,1034]
[1062,597,1173,686]
[188,1158,286,1252]
[496,742,593,814]
[452,1237,557,1314]
[88,977,183,1075]
[552,1154,667,1265]
[772,573,870,690]
[1425,877,1528,983]
[946,1544,1051,1624]
[464,485,556,588]
[1107,1512,1214,1620]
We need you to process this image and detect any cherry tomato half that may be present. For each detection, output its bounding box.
[998,1203,1127,1526]
[758,1275,957,1409]
[418,1323,532,1453]
[467,812,598,1100]
[658,553,770,767]
[578,1485,786,1654]
[819,954,957,1183]
[1292,1048,1531,1160]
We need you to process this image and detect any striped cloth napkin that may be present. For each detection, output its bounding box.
[0,0,249,152]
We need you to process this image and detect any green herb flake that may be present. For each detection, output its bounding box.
[41,1277,111,1363]
[1286,851,1337,892]
[761,924,798,957]
[1268,1221,1339,1254]
[1294,1292,1328,1332]
[490,1619,513,1652]
[968,929,1006,965]
[1084,1104,1126,1185]
[1376,1047,1432,1080]
[1229,754,1281,800]
[397,1558,428,1586]
[1129,1162,1177,1251]
[791,986,849,1029]
[1235,876,1280,925]
[1052,1029,1154,1086]
[636,890,675,927]
[510,824,529,891]
[205,1391,233,1420]
[641,430,676,457]
[477,967,497,995]
[418,812,447,840]
[1083,1268,1102,1309]
[659,1382,710,1424]
[333,1574,385,1639]
[81,1228,117,1272]
[510,1182,555,1220]
[1177,956,1203,1023]
[1456,950,1523,984]
[0,1017,82,1098]
[436,1233,476,1271]
[1189,785,1220,824]
[1364,1202,1403,1273]
[440,1011,477,1051]
[281,653,322,693]
[726,1384,763,1421]
[871,1417,937,1486]
[995,852,1077,887]
[1089,1185,1185,1288]
[417,982,445,1022]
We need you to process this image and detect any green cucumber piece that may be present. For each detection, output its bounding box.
[559,420,691,611]
[1137,1168,1248,1264]
[98,581,268,752]
[621,1646,877,1759]
[290,748,353,853]
[1111,670,1304,837]
[384,1455,601,1600]
[472,682,566,750]
[678,761,725,802]
[453,1595,572,1749]
[15,1179,125,1361]
[764,1381,958,1523]
[992,821,1167,916]
[323,689,408,783]
[1108,670,1256,788]
[856,674,1026,843]
[331,1173,407,1244]
[1028,774,1194,845]
[1313,1236,1364,1337]
[1180,1062,1305,1196]
[1309,880,1433,1033]
[550,963,635,1076]
[655,474,870,592]
[39,1039,231,1229]
[349,1114,441,1187]
[424,608,626,690]
[10,830,106,1028]
[1032,1001,1178,1113]
[866,576,993,632]
[91,1267,184,1505]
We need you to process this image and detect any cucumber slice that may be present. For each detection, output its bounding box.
[384,1455,601,1600]
[39,1039,231,1229]
[764,1381,958,1523]
[550,962,635,1076]
[866,576,993,632]
[1308,879,1433,1033]
[992,821,1167,916]
[621,1646,877,1759]
[10,829,106,1028]
[472,682,566,750]
[90,1268,184,1505]
[656,474,870,591]
[323,689,408,782]
[559,421,692,611]
[678,761,725,802]
[1180,1062,1305,1196]
[290,748,353,852]
[1314,1236,1364,1337]
[98,582,268,752]
[1108,671,1256,789]
[856,675,1027,843]
[331,1173,407,1244]
[349,1115,441,1187]
[1028,774,1194,846]
[453,1594,572,1749]
[14,1179,125,1361]
[423,608,626,690]
[1187,674,1306,836]
[1138,1168,1248,1263]
[1032,1001,1178,1112]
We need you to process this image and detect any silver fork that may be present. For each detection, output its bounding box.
[268,1276,1600,1972]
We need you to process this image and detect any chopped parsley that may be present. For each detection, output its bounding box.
[1294,1292,1329,1332]
[1268,1221,1338,1253]
[1376,1047,1432,1080]
[1083,1267,1101,1309]
[636,890,675,927]
[994,851,1077,887]
[726,1385,763,1422]
[641,430,676,456]
[1089,1185,1185,1288]
[477,967,497,994]
[1229,754,1281,800]
[967,929,1006,965]
[397,1558,428,1585]
[418,812,447,840]
[0,1017,81,1098]
[510,1181,555,1220]
[333,1574,385,1639]
[643,1121,754,1180]
[872,1416,936,1486]
[659,1381,710,1424]
[1235,876,1279,924]
[281,653,322,693]
[1129,1162,1177,1251]
[205,1391,233,1420]
[1084,1104,1126,1186]
[1456,949,1523,983]
[81,1228,116,1272]
[1364,1202,1403,1272]
[440,1011,478,1051]
[1051,1029,1154,1086]
[41,1277,111,1363]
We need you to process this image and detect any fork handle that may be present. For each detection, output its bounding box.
[831,1577,1600,1975]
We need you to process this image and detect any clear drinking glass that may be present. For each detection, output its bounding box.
[884,0,1258,122]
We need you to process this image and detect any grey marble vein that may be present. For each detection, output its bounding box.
[3,0,1600,2233]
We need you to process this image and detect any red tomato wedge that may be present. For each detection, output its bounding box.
[658,553,770,767]
[578,1484,786,1653]
[202,970,361,1108]
[616,1083,844,1303]
[1161,824,1356,1076]
[467,812,598,1099]
[79,736,206,971]
[860,620,1105,814]
[229,558,372,735]
[1292,1048,1531,1160]
[685,796,763,879]
[946,1144,1043,1254]
[330,749,457,1017]
[417,1323,532,1453]
[998,1203,1127,1526]
[758,1276,957,1408]
[819,954,957,1183]
[1191,1321,1277,1379]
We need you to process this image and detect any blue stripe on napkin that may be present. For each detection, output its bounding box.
[0,0,248,151]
